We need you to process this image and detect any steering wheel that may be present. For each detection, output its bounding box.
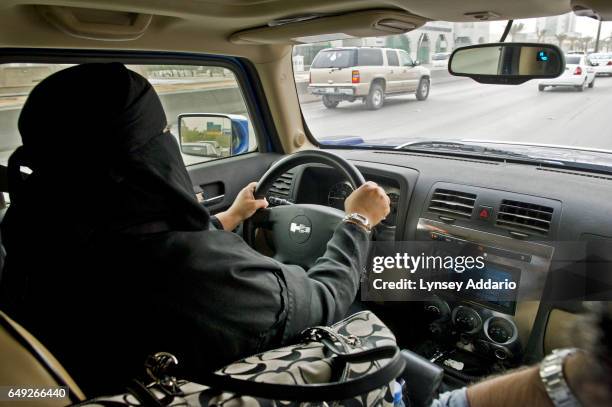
[243,150,366,269]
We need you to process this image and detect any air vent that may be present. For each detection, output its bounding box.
[268,170,295,199]
[496,200,553,236]
[428,189,476,219]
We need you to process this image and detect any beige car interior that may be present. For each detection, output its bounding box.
[0,310,85,405]
[1,0,611,400]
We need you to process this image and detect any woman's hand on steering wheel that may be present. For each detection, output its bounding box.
[344,181,391,227]
[216,182,269,231]
[243,150,372,269]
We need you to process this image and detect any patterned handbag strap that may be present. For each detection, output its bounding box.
[200,344,405,402]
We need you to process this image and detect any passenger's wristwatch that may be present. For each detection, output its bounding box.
[343,213,372,232]
[539,348,582,407]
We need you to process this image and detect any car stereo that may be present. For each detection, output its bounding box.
[448,259,521,314]
[417,218,555,314]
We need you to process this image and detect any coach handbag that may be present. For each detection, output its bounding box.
[75,311,406,406]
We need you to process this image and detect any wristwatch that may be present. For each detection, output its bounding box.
[343,213,372,232]
[539,348,582,407]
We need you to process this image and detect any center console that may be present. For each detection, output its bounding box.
[415,217,554,379]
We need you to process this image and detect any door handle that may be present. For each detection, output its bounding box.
[198,181,225,207]
[202,194,225,207]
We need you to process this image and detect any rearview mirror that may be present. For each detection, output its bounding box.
[449,43,565,85]
[178,113,250,159]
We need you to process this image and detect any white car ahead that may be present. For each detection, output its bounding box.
[538,54,596,91]
[589,52,612,76]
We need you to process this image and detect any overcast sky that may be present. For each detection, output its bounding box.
[489,14,612,41]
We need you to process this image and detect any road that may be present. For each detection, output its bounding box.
[301,74,612,151]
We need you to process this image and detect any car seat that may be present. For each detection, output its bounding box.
[0,310,85,406]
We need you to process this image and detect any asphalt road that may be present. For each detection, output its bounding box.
[300,74,612,151]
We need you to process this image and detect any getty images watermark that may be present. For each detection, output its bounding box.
[371,252,516,291]
[360,241,612,303]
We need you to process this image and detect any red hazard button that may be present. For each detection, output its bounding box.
[478,206,493,220]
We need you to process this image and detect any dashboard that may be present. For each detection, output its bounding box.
[291,165,401,230]
[265,147,612,379]
[327,181,400,213]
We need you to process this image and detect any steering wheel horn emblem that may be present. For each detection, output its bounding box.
[288,215,312,243]
[243,150,366,267]
[290,222,311,234]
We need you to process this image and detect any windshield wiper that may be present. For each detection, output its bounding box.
[395,140,564,165]
[396,140,476,152]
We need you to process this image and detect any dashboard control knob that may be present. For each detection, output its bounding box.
[423,298,451,322]
[494,348,508,360]
[484,316,518,345]
[452,306,482,334]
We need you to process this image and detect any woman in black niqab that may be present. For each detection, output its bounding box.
[11,62,210,232]
[0,63,370,396]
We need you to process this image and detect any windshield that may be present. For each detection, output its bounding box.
[295,14,612,158]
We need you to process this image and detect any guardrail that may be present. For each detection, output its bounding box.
[0,69,462,152]
[0,86,250,152]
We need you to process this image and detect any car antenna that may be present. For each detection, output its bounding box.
[499,19,513,42]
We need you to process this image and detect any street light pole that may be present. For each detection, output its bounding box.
[594,19,602,52]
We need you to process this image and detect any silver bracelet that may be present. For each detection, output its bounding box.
[539,348,582,407]
[343,212,372,232]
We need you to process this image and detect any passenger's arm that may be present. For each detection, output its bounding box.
[466,365,551,407]
[465,352,600,407]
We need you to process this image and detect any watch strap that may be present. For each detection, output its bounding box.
[539,348,582,407]
[343,213,372,232]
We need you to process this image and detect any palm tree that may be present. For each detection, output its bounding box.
[568,35,580,51]
[555,33,567,49]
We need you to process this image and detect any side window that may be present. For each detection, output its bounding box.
[140,65,258,166]
[357,49,383,66]
[0,63,258,168]
[386,50,400,66]
[399,51,414,67]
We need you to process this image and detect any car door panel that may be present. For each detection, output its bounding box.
[187,152,281,213]
[397,66,411,92]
